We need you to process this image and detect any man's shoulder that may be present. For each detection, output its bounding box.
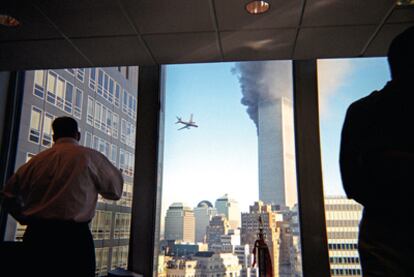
[347,90,380,114]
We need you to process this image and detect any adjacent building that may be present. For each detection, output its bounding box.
[206,215,231,250]
[194,200,217,243]
[258,97,297,208]
[215,194,241,229]
[325,196,363,277]
[165,202,196,243]
[6,66,138,276]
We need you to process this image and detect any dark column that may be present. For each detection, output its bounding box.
[292,60,330,277]
[128,65,164,277]
[0,71,25,241]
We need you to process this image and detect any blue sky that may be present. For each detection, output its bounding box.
[161,58,390,215]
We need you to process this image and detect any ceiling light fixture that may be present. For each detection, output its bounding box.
[245,1,270,15]
[396,0,414,6]
[0,14,21,27]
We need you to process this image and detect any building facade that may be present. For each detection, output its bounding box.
[206,215,231,250]
[215,194,241,230]
[165,202,196,243]
[325,196,363,277]
[5,66,138,276]
[258,97,297,208]
[194,200,217,243]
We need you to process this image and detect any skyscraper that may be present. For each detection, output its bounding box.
[325,196,363,276]
[194,200,217,243]
[215,194,241,229]
[258,97,297,208]
[164,202,195,243]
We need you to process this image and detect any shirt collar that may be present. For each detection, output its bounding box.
[54,137,79,145]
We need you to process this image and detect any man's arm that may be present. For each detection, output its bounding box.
[95,155,124,200]
[1,172,28,224]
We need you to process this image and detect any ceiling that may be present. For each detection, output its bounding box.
[0,0,413,70]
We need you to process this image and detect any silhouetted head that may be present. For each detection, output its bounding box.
[387,26,414,81]
[52,116,80,142]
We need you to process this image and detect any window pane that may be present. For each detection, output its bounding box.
[157,62,302,277]
[318,58,389,276]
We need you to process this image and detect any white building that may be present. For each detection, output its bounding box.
[193,252,242,277]
[215,194,241,229]
[325,196,363,276]
[165,202,195,243]
[258,97,297,208]
[194,200,217,243]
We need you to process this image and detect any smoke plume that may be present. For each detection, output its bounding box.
[232,61,293,130]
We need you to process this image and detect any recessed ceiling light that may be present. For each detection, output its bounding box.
[397,0,414,6]
[245,1,270,15]
[0,14,21,27]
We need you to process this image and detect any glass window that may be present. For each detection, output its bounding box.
[109,78,114,103]
[33,70,44,98]
[74,88,83,119]
[97,69,104,95]
[318,58,389,275]
[85,131,92,148]
[112,113,119,139]
[55,77,65,109]
[76,68,85,82]
[64,82,73,114]
[42,113,54,147]
[66,68,75,75]
[94,102,102,129]
[46,71,57,104]
[29,106,42,143]
[111,145,117,166]
[89,68,96,91]
[115,82,121,107]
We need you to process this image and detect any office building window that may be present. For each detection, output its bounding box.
[119,148,134,177]
[114,82,121,107]
[33,70,45,99]
[29,106,42,144]
[97,69,104,96]
[108,78,114,103]
[111,144,117,166]
[114,213,131,239]
[94,101,102,129]
[112,113,119,139]
[89,68,96,91]
[87,96,94,126]
[42,113,54,147]
[64,81,73,114]
[65,68,75,75]
[85,131,92,148]
[74,88,83,119]
[56,77,65,109]
[122,90,128,114]
[76,68,85,82]
[46,71,57,104]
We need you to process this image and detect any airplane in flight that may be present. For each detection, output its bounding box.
[176,114,198,130]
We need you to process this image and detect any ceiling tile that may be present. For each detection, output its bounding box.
[0,39,88,71]
[122,0,215,34]
[294,26,375,59]
[0,1,61,42]
[35,0,136,37]
[143,32,221,64]
[73,36,155,66]
[387,6,414,23]
[365,23,414,57]
[215,0,302,31]
[302,0,395,27]
[221,29,296,61]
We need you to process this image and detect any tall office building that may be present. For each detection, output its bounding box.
[325,196,363,277]
[194,200,217,243]
[6,67,138,276]
[215,194,241,229]
[206,215,231,250]
[258,97,297,208]
[164,202,195,243]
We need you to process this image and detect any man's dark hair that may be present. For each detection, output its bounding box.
[387,26,414,80]
[52,117,79,140]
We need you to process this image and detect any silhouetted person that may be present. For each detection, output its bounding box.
[2,117,123,276]
[340,26,414,276]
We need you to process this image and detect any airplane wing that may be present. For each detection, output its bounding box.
[178,125,189,130]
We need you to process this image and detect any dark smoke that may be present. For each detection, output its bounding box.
[232,61,293,130]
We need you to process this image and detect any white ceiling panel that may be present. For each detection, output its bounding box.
[35,0,136,37]
[302,0,396,27]
[215,0,302,31]
[74,36,155,66]
[365,23,414,56]
[122,0,215,34]
[294,26,375,59]
[0,40,88,71]
[221,29,296,61]
[143,32,221,64]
